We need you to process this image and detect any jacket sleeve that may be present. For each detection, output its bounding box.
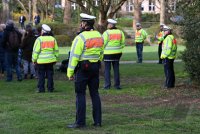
[32,38,41,62]
[142,29,148,40]
[121,31,125,49]
[102,31,109,49]
[67,36,84,78]
[54,39,59,61]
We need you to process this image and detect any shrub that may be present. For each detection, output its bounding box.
[141,13,159,22]
[55,35,71,47]
[177,0,200,84]
[117,17,133,27]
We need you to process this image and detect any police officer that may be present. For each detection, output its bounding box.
[103,19,125,89]
[135,22,148,63]
[161,25,177,89]
[67,13,104,128]
[155,24,165,64]
[32,24,59,93]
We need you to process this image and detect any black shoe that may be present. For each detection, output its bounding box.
[93,123,101,127]
[24,74,27,79]
[30,74,34,79]
[67,124,85,128]
[18,78,22,81]
[115,87,122,90]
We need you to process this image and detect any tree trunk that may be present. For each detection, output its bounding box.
[28,0,32,23]
[133,0,142,30]
[98,11,107,33]
[32,0,37,22]
[45,0,49,20]
[2,0,10,22]
[52,0,55,21]
[160,0,165,24]
[63,0,71,24]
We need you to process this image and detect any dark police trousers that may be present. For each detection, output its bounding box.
[163,58,175,88]
[104,61,120,89]
[136,42,143,63]
[74,61,102,125]
[37,63,54,92]
[158,42,163,63]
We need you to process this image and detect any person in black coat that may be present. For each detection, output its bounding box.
[34,14,40,26]
[2,20,22,81]
[21,24,36,79]
[19,15,26,29]
[0,24,6,77]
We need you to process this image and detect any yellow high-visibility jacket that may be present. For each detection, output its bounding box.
[103,29,125,54]
[157,31,165,44]
[67,30,104,77]
[135,29,148,43]
[32,36,59,64]
[161,34,177,59]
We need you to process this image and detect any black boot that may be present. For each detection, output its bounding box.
[24,74,27,79]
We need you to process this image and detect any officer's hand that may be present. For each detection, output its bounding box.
[69,76,74,81]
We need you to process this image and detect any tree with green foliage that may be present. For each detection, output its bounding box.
[177,0,200,84]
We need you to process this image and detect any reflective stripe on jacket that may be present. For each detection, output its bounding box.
[103,29,125,55]
[157,31,164,44]
[32,36,59,64]
[135,29,148,43]
[161,35,177,59]
[67,30,104,77]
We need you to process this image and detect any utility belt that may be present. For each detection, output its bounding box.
[76,60,100,72]
[136,42,144,45]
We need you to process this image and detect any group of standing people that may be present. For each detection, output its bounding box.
[134,23,177,89]
[0,20,37,81]
[66,13,177,128]
[67,13,125,128]
[0,19,58,94]
[19,14,40,29]
[0,13,177,129]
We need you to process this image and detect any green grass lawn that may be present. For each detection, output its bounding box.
[58,45,185,62]
[1,62,200,134]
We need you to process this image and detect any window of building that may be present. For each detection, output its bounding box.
[93,0,99,6]
[141,5,144,11]
[126,0,133,12]
[149,0,155,11]
[71,3,76,10]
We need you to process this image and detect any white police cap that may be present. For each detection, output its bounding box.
[42,24,51,32]
[163,25,171,31]
[107,19,117,24]
[136,22,141,26]
[160,23,165,26]
[80,13,96,21]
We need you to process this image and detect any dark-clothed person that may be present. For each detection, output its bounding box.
[19,15,26,29]
[161,25,177,89]
[32,24,59,93]
[103,19,125,89]
[67,13,104,128]
[34,14,40,26]
[21,24,36,79]
[2,20,22,81]
[0,24,6,76]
